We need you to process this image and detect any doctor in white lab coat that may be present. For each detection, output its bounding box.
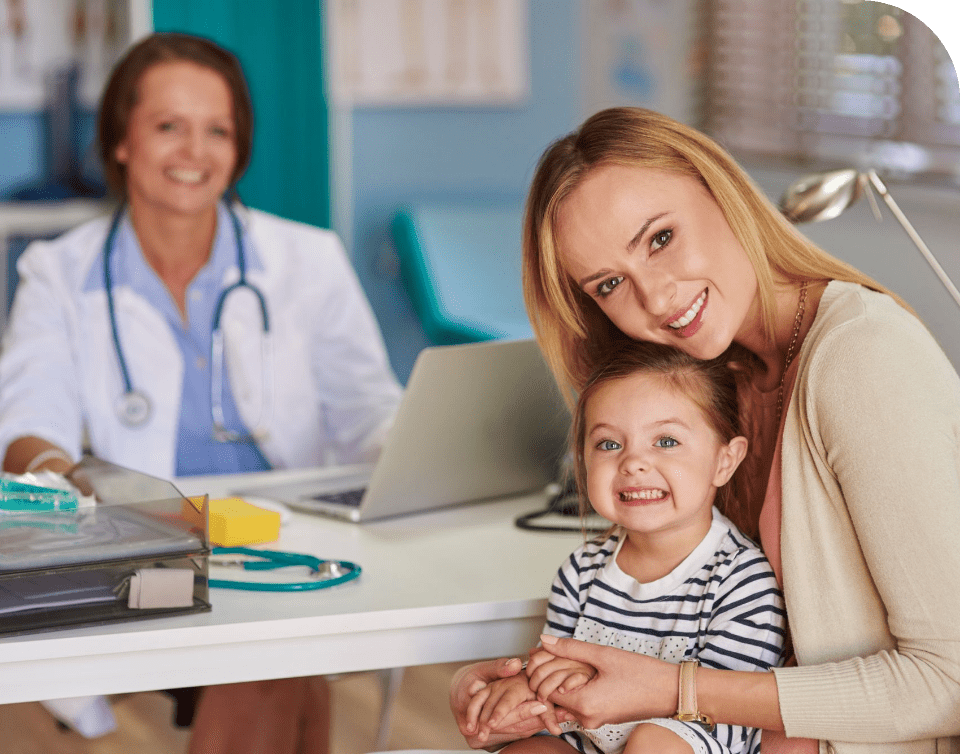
[0,32,401,754]
[0,204,402,480]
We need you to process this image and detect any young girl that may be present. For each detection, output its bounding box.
[472,342,785,754]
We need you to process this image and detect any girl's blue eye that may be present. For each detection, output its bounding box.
[211,126,232,138]
[651,229,672,252]
[654,436,679,448]
[596,439,621,451]
[158,122,176,132]
[597,276,623,297]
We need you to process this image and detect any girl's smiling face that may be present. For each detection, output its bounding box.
[557,164,762,361]
[583,371,746,547]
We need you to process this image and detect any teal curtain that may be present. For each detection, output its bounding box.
[152,0,330,229]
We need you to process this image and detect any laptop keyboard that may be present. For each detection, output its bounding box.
[309,488,366,508]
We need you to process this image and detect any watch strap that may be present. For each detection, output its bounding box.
[673,659,715,731]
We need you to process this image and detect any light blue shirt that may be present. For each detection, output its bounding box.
[95,204,271,476]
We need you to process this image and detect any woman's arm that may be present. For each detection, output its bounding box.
[768,301,960,741]
[535,636,786,731]
[534,542,787,732]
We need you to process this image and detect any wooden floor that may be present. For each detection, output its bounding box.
[0,663,469,754]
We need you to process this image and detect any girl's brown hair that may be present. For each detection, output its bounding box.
[572,341,747,528]
[97,32,254,201]
[522,107,910,404]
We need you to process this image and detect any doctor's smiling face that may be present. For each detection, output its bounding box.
[115,61,237,221]
[556,165,761,361]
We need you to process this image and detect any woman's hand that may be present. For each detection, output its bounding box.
[450,658,552,748]
[532,635,679,730]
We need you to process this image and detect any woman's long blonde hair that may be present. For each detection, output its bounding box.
[522,107,908,402]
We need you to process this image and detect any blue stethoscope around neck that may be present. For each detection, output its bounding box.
[104,203,273,442]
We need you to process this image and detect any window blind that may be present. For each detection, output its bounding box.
[706,0,960,179]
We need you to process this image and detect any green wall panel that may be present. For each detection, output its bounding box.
[152,0,329,228]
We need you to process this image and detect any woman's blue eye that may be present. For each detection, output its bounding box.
[597,276,623,297]
[210,126,232,138]
[158,122,176,132]
[651,229,673,252]
[596,439,621,451]
[654,436,679,448]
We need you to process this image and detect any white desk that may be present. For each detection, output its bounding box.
[0,466,584,705]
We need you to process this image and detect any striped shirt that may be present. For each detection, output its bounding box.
[544,508,786,754]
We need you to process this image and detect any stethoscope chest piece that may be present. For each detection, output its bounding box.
[116,390,152,428]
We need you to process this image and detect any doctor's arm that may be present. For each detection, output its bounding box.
[0,241,85,470]
[3,437,74,474]
[309,240,402,463]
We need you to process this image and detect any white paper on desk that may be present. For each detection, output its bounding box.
[127,568,195,609]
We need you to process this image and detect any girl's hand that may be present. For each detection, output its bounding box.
[473,675,539,743]
[450,658,549,748]
[525,647,596,701]
[533,635,679,730]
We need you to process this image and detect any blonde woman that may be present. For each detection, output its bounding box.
[451,107,960,754]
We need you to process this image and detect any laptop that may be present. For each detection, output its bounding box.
[235,338,571,522]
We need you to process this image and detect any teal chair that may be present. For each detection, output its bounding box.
[391,203,533,345]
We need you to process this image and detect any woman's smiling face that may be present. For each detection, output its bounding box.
[556,164,761,360]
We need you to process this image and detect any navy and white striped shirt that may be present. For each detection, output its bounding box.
[543,508,786,754]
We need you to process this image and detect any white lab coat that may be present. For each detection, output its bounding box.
[0,206,403,480]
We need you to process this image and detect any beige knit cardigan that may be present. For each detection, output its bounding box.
[774,281,960,754]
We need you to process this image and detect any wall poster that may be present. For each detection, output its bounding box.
[581,0,703,125]
[328,0,529,107]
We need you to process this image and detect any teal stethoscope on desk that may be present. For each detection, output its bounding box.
[104,204,272,442]
[209,547,362,591]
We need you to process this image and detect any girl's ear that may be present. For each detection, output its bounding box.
[713,436,748,487]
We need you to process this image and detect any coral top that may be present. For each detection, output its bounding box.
[755,360,818,754]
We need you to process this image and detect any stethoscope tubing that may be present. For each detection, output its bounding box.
[208,546,362,592]
[103,209,135,395]
[104,204,270,434]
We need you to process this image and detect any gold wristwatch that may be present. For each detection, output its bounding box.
[673,659,715,731]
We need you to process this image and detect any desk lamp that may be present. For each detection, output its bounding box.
[779,168,960,310]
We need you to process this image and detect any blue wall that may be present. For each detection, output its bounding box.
[0,115,45,197]
[349,0,581,382]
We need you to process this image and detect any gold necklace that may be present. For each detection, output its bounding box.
[776,281,809,425]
